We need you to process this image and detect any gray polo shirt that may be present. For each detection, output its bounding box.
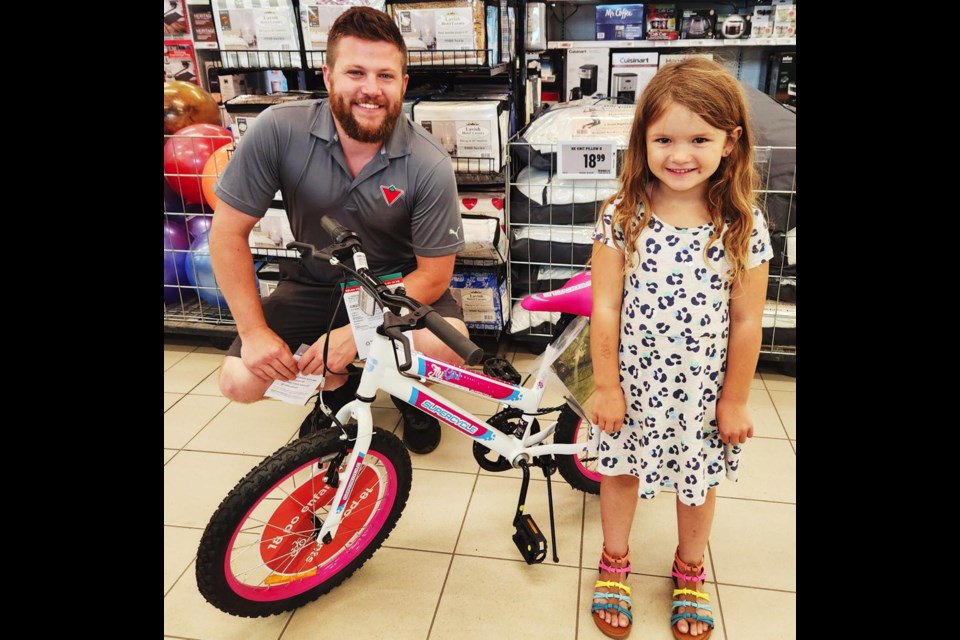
[215,99,463,284]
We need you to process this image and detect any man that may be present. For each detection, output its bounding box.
[209,6,467,454]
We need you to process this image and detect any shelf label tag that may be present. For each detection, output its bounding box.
[556,140,618,180]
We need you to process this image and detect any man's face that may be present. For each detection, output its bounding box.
[323,36,408,144]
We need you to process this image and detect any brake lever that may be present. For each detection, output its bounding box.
[382,311,415,372]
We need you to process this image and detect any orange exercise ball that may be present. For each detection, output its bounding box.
[201,144,235,210]
[164,81,220,135]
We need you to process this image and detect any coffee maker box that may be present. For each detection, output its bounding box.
[564,49,610,101]
[595,4,645,41]
[646,4,679,40]
[766,51,795,105]
[717,12,751,39]
[609,51,659,104]
[680,8,717,39]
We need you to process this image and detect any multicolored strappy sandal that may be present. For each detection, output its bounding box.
[671,549,714,640]
[592,546,633,639]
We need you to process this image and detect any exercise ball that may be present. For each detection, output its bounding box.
[164,218,196,305]
[185,230,258,308]
[164,81,220,135]
[187,214,213,241]
[164,123,233,205]
[201,144,234,210]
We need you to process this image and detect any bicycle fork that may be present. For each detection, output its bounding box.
[314,403,374,544]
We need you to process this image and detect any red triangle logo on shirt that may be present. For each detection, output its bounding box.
[380,185,404,206]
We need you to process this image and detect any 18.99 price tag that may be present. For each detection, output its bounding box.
[556,140,618,180]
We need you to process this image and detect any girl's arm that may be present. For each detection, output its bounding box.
[590,242,627,434]
[717,261,770,445]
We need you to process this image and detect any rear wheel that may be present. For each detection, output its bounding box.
[195,425,411,617]
[554,406,601,494]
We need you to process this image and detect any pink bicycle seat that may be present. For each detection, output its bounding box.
[521,271,592,317]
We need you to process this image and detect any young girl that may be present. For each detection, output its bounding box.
[588,58,772,639]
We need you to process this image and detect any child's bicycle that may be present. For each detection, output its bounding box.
[195,216,600,617]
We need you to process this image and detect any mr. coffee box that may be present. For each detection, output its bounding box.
[595,4,645,41]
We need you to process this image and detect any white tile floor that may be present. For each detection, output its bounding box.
[164,337,796,640]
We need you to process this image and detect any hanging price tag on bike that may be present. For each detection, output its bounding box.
[556,139,618,180]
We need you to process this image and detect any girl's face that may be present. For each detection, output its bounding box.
[645,102,741,197]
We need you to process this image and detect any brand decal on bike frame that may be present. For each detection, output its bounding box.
[335,451,366,514]
[410,389,494,441]
[417,356,522,401]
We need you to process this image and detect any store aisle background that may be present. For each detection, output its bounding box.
[164,337,796,640]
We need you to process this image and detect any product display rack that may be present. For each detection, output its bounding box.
[166,0,526,348]
[504,137,797,371]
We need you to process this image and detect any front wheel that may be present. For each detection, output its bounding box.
[195,425,412,617]
[554,405,601,494]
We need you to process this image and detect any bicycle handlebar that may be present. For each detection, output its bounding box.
[423,308,484,365]
[287,216,485,366]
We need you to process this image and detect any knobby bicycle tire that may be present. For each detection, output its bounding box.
[195,425,412,617]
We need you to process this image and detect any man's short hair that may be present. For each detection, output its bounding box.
[326,7,407,75]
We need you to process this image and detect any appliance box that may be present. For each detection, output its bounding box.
[595,4,645,40]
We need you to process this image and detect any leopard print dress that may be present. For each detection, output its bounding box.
[593,206,772,506]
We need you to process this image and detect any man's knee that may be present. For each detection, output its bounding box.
[219,357,267,403]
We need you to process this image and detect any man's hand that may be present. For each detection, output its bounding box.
[298,325,358,390]
[239,326,299,382]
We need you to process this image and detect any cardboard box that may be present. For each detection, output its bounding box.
[680,9,717,39]
[646,4,679,40]
[766,51,795,106]
[751,5,774,38]
[773,3,796,38]
[659,52,713,69]
[609,51,659,104]
[595,4,645,41]
[718,13,751,39]
[564,48,610,100]
[450,269,508,330]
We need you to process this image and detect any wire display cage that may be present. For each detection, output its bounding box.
[504,135,797,369]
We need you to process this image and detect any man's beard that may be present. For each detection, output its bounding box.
[329,92,402,143]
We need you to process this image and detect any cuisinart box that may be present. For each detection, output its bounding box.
[609,51,659,104]
[595,4,645,41]
[564,49,610,100]
[413,100,509,172]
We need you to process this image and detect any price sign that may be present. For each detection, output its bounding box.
[556,140,618,180]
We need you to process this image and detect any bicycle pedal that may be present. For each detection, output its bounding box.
[483,357,521,386]
[512,514,547,564]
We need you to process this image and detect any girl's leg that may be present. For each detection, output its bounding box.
[595,474,640,629]
[674,487,717,637]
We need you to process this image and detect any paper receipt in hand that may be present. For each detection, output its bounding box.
[263,344,325,405]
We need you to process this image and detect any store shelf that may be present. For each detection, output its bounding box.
[214,49,304,74]
[547,37,796,49]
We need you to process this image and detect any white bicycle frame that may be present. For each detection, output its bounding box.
[315,328,600,544]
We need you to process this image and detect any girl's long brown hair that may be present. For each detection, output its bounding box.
[601,57,759,281]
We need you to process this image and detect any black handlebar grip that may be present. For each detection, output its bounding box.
[423,311,484,366]
[321,215,351,244]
